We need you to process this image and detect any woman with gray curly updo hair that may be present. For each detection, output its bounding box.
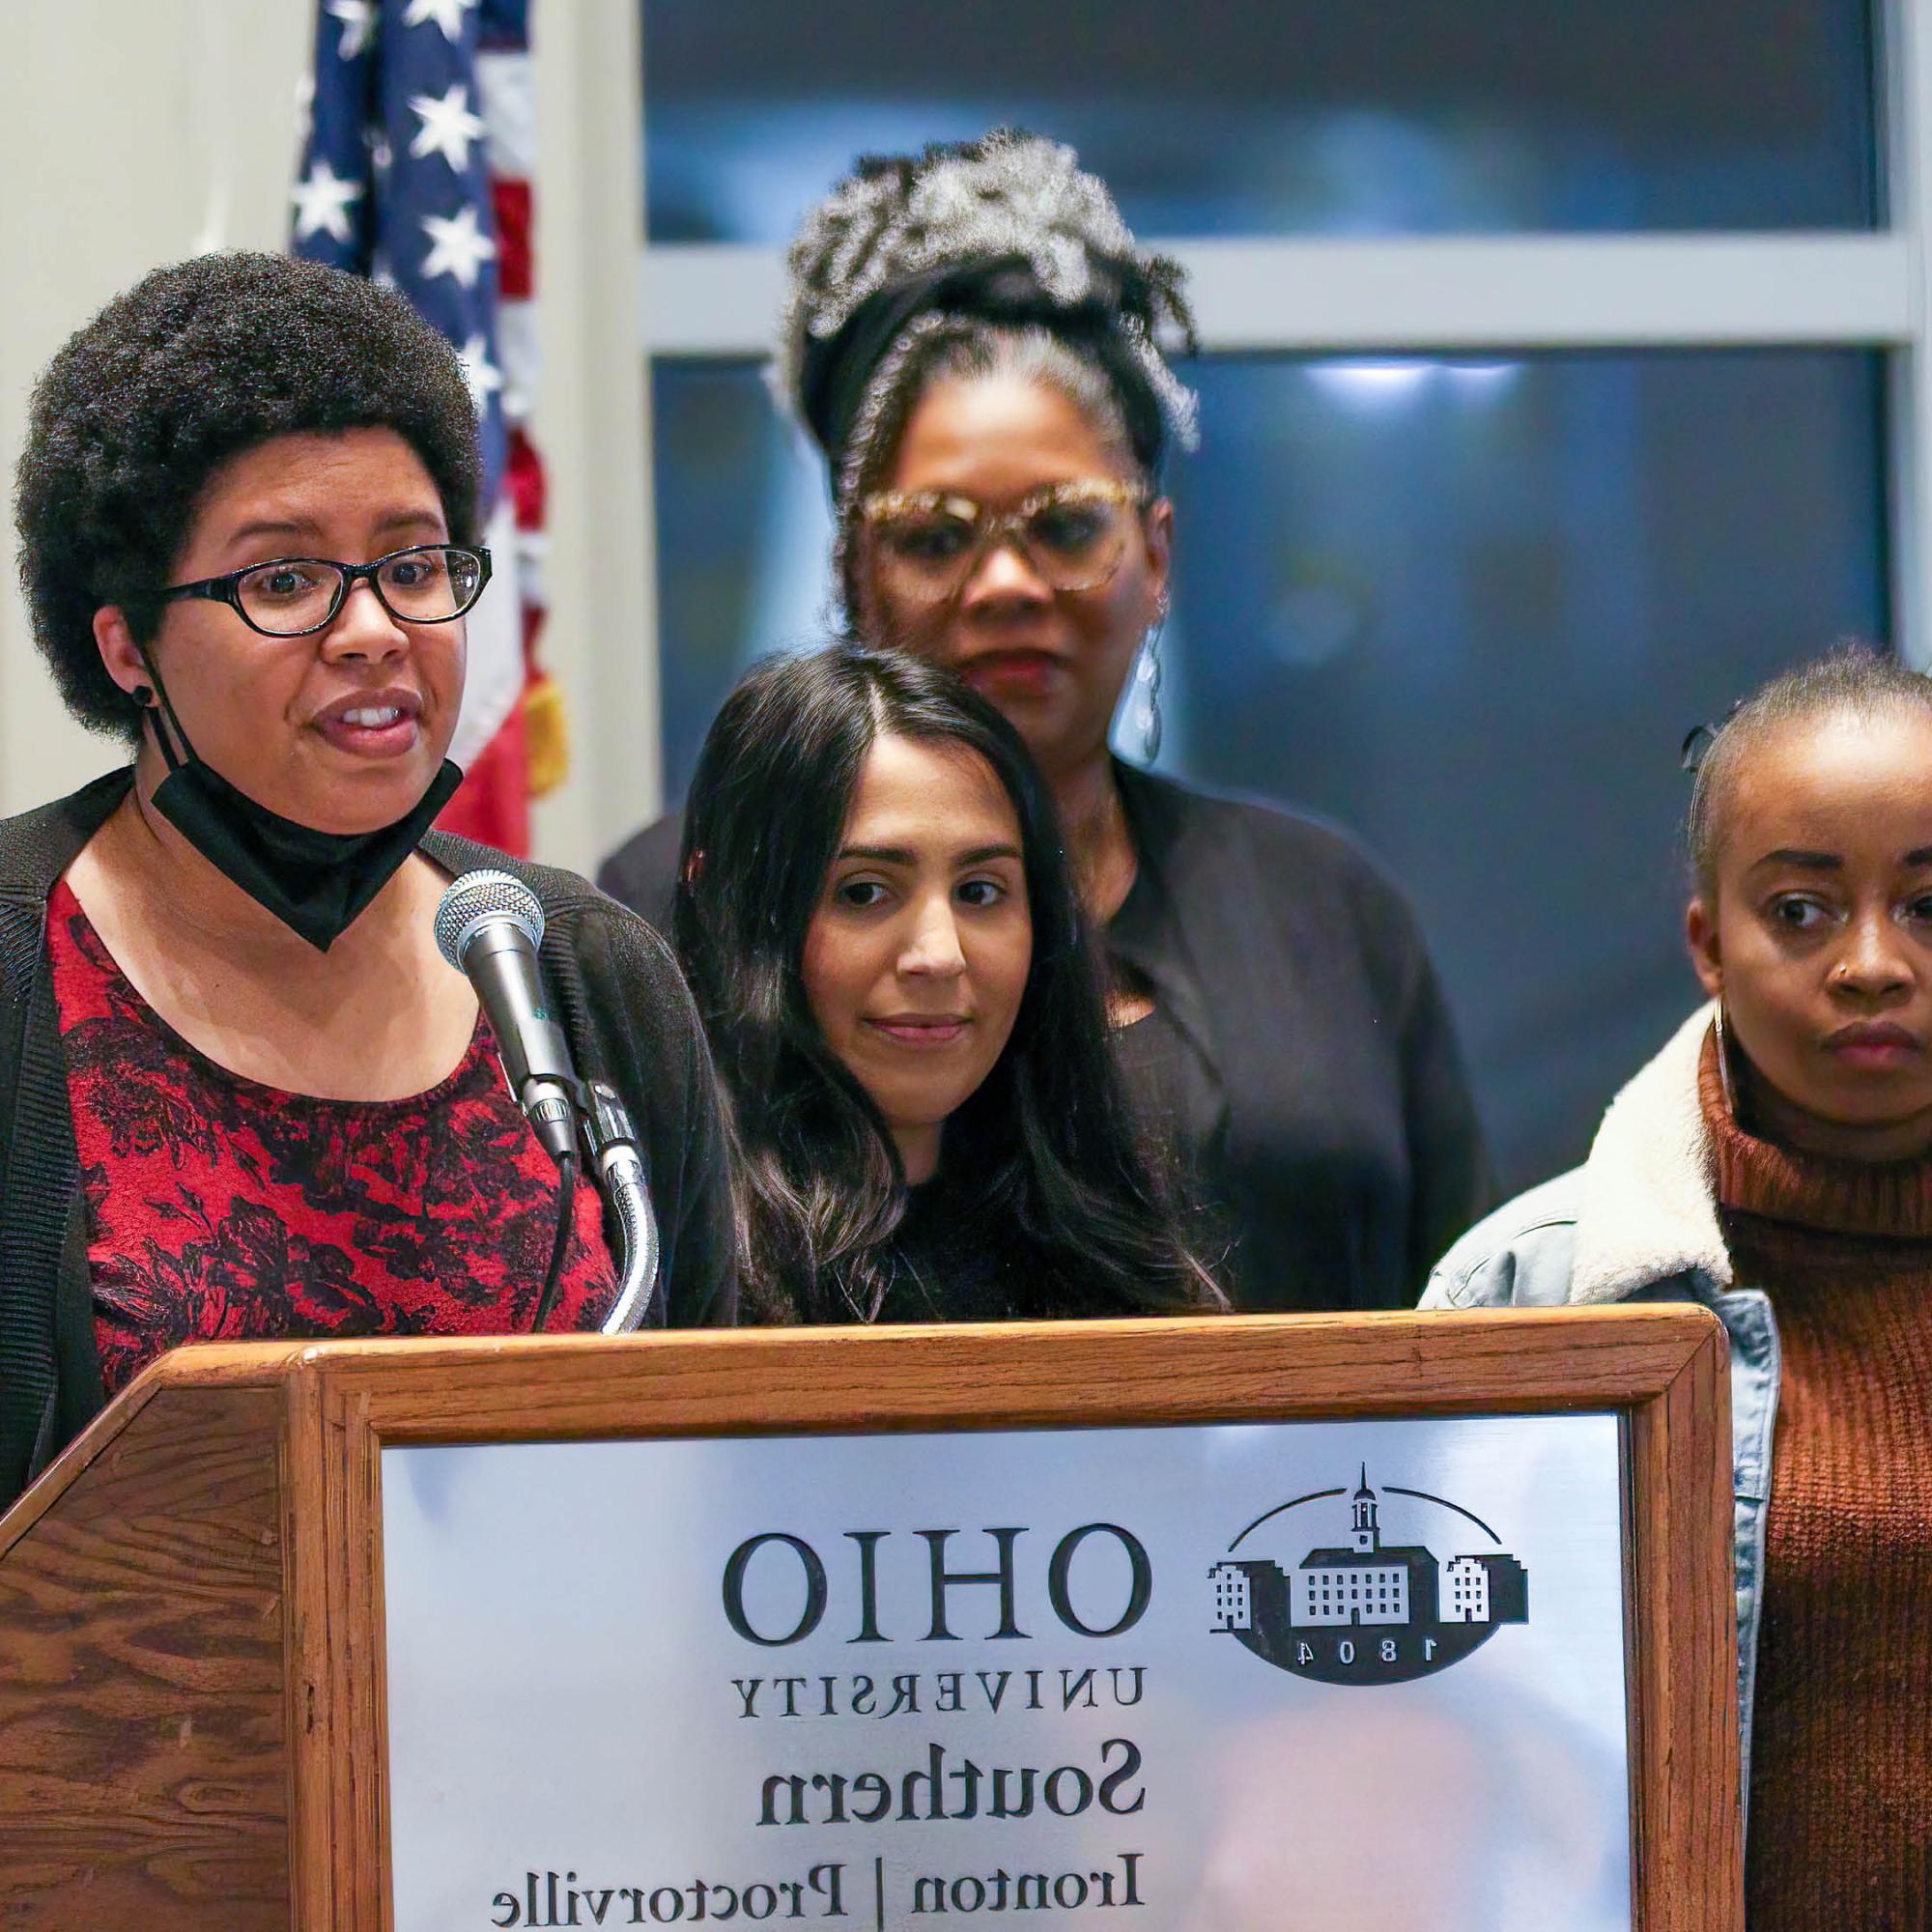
[0,252,734,1514]
[602,130,1490,1313]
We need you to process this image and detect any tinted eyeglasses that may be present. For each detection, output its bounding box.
[161,543,492,639]
[857,480,1151,604]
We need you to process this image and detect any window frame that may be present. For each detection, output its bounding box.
[637,0,1930,811]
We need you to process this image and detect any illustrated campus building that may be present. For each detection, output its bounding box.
[1208,1468,1527,1634]
[1443,1551,1530,1623]
[1209,1555,1289,1633]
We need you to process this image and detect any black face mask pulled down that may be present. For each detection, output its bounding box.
[143,677,462,953]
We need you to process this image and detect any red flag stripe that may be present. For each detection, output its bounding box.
[492,180,533,298]
[435,701,530,854]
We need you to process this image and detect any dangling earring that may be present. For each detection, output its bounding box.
[1138,597,1170,763]
[1714,1002,1739,1119]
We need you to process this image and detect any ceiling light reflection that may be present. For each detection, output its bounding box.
[1305,359,1522,409]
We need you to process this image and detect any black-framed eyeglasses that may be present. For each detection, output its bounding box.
[161,543,492,639]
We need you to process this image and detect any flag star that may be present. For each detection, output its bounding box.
[409,83,487,173]
[291,158,364,244]
[294,71,314,145]
[419,205,497,289]
[455,335,503,418]
[402,0,479,43]
[326,0,376,60]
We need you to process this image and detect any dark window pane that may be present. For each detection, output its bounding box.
[651,361,835,809]
[650,350,1889,1197]
[1160,351,1888,1193]
[644,0,1876,242]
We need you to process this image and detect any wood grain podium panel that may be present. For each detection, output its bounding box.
[0,1310,1741,1931]
[0,1378,289,1927]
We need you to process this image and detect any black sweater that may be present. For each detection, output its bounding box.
[599,762,1489,1314]
[0,771,737,1511]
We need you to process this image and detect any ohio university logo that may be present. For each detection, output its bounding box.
[1208,1466,1528,1686]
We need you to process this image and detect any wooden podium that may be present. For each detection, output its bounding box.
[0,1310,1743,1930]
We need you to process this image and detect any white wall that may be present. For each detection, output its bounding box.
[0,0,656,873]
[528,0,659,868]
[0,1,310,819]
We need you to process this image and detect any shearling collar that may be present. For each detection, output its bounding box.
[1569,1003,1731,1304]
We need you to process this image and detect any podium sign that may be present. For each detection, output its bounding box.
[0,1310,1741,1931]
[385,1415,1631,1929]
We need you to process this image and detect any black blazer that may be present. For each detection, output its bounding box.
[0,770,737,1510]
[599,762,1488,1314]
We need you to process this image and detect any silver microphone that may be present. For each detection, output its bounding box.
[434,869,579,1166]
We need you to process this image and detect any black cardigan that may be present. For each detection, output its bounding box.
[0,770,737,1510]
[599,762,1489,1314]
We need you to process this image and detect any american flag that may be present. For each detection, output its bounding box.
[292,0,560,856]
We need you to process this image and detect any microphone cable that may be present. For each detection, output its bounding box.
[532,1150,579,1332]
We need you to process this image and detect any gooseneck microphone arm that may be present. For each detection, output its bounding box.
[434,871,662,1332]
[581,1081,662,1333]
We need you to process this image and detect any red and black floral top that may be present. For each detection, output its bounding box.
[47,878,617,1396]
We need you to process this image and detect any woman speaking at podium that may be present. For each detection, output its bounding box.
[0,252,734,1514]
[673,644,1221,1324]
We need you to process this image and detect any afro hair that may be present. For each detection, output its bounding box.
[14,249,481,741]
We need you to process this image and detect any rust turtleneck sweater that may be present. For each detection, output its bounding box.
[1698,1032,1932,1929]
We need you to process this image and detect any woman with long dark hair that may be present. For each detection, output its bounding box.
[676,645,1220,1323]
[606,129,1489,1313]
